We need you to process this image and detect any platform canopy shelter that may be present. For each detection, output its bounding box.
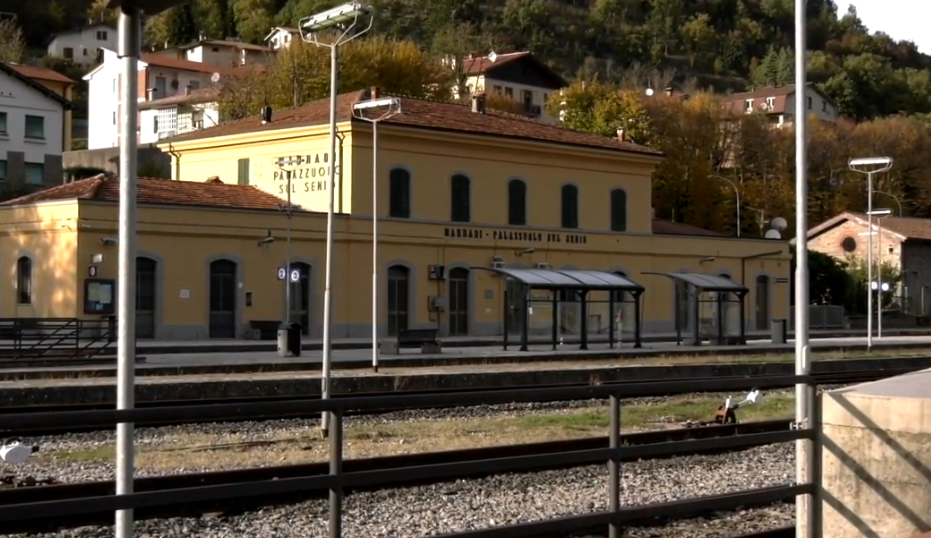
[474,267,645,351]
[643,272,748,347]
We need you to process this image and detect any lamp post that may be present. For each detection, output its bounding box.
[713,175,740,237]
[105,1,189,536]
[873,190,903,217]
[352,94,401,373]
[848,156,894,351]
[300,1,374,437]
[274,156,302,351]
[866,209,892,339]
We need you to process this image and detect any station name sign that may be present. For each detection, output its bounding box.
[271,152,336,194]
[444,227,588,244]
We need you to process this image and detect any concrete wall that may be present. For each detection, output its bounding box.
[62,146,170,179]
[821,376,931,538]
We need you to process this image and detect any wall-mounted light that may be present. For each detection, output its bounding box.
[100,236,118,246]
[515,248,535,257]
[699,256,715,265]
[257,230,275,247]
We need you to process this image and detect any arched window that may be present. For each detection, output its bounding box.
[508,179,526,226]
[610,188,627,232]
[561,184,579,229]
[450,174,471,222]
[16,256,31,305]
[389,168,411,218]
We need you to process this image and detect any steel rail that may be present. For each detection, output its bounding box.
[0,421,802,534]
[0,368,906,437]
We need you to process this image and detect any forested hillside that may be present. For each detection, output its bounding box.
[9,0,931,121]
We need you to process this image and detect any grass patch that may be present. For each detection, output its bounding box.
[40,394,795,471]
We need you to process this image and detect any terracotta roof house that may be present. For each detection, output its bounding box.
[447,51,567,123]
[721,84,838,127]
[806,211,931,314]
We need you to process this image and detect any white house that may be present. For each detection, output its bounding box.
[46,24,116,66]
[139,88,221,144]
[83,49,218,149]
[447,51,566,123]
[264,27,300,50]
[722,84,839,127]
[152,39,269,68]
[0,63,74,186]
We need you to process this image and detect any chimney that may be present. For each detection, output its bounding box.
[471,94,486,114]
[616,127,625,142]
[146,88,156,101]
[664,86,673,97]
[371,86,380,99]
[184,85,192,96]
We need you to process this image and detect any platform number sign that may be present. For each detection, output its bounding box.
[290,269,301,283]
[277,267,287,281]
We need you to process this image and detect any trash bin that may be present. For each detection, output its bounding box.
[277,323,291,358]
[287,323,302,357]
[771,319,787,344]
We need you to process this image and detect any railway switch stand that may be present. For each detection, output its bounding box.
[712,388,763,425]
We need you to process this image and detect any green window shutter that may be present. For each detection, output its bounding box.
[237,158,250,185]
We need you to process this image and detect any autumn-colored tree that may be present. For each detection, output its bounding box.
[546,78,652,144]
[218,36,449,120]
[86,0,118,25]
[0,19,25,64]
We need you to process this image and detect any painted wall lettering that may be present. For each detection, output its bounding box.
[272,152,335,194]
[443,227,587,245]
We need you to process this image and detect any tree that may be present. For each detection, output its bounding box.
[0,19,25,64]
[231,0,275,43]
[166,2,200,45]
[807,250,853,306]
[86,0,118,25]
[218,37,449,120]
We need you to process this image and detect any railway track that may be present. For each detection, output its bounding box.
[0,419,794,534]
[0,367,906,437]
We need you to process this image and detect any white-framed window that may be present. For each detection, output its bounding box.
[96,30,108,40]
[0,112,7,134]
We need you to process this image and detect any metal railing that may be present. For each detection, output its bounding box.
[0,374,818,537]
[0,317,116,360]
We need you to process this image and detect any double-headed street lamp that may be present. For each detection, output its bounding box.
[300,1,373,437]
[353,94,401,373]
[848,156,894,350]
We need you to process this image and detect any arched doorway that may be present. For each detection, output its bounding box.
[209,259,237,338]
[448,267,469,336]
[755,275,770,330]
[136,257,157,339]
[387,265,410,336]
[288,262,311,335]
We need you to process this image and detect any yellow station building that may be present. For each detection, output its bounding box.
[0,89,791,341]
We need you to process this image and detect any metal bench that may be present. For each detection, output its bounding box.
[380,328,441,355]
[248,320,281,341]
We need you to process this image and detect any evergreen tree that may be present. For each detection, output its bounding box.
[166,2,199,45]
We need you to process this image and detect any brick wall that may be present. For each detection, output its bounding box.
[807,219,903,269]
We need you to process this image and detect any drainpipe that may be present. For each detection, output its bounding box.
[167,143,181,180]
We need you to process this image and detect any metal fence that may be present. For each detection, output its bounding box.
[0,375,818,538]
[789,305,845,330]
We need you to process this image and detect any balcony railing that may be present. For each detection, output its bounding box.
[523,103,542,116]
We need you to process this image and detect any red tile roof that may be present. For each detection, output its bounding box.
[6,63,76,84]
[809,211,931,241]
[139,88,220,109]
[461,51,530,76]
[652,219,726,237]
[0,63,75,109]
[166,90,661,157]
[141,53,219,74]
[0,175,299,212]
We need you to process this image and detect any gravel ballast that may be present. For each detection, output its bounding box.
[3,443,796,538]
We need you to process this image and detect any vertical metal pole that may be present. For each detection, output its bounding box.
[608,394,621,538]
[878,219,883,339]
[286,172,293,326]
[329,409,344,538]
[867,172,873,350]
[735,187,741,238]
[115,6,140,538]
[320,44,338,436]
[372,119,379,372]
[794,2,816,538]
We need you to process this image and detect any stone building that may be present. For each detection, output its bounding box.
[806,212,931,315]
